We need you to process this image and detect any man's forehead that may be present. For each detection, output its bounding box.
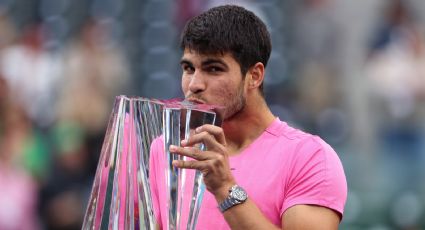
[181,49,232,62]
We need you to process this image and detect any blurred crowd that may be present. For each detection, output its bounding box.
[0,0,425,229]
[0,10,129,230]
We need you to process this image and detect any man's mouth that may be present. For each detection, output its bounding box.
[186,98,206,105]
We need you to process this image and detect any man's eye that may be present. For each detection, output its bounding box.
[183,65,194,73]
[207,66,222,73]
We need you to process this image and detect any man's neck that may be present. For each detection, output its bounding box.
[221,98,275,155]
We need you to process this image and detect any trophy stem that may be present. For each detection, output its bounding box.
[187,170,206,230]
[163,108,183,230]
[186,111,216,230]
[135,99,160,229]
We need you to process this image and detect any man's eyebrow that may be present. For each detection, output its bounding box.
[202,58,228,68]
[180,58,229,69]
[180,59,193,66]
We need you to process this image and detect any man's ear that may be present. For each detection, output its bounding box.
[247,62,265,90]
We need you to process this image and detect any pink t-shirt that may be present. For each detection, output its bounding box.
[149,118,347,229]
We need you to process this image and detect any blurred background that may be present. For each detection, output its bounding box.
[0,0,425,229]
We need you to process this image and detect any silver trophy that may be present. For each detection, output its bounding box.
[82,96,216,230]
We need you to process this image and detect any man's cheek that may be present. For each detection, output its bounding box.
[181,82,188,94]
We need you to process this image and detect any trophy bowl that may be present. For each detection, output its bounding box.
[82,96,216,230]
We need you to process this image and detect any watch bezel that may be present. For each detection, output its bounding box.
[230,185,248,202]
[218,185,248,213]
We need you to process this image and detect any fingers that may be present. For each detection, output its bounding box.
[169,145,211,161]
[182,132,216,151]
[172,159,204,171]
[196,124,226,145]
[169,145,209,171]
[169,144,225,175]
[181,125,226,150]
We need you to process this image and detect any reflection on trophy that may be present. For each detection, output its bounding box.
[82,96,216,230]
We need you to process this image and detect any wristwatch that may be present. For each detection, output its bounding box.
[218,185,248,213]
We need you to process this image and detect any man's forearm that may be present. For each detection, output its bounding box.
[221,199,280,230]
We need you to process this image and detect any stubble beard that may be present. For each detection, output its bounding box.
[221,84,246,121]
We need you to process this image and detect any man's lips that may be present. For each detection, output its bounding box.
[186,98,206,105]
[184,98,224,112]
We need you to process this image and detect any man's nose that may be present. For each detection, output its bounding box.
[188,71,206,94]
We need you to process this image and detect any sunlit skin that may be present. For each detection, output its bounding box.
[180,49,246,121]
[166,49,341,229]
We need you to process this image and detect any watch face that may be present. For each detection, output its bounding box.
[231,186,247,201]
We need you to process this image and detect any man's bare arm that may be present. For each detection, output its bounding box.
[282,205,340,230]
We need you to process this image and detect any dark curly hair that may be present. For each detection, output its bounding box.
[180,5,272,93]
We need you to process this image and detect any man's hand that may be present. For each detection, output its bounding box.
[169,124,235,197]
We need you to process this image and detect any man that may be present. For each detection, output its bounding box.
[149,5,347,229]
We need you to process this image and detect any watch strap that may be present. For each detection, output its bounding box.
[218,185,247,213]
[219,196,242,212]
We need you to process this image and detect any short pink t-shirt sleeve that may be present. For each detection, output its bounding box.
[281,136,347,217]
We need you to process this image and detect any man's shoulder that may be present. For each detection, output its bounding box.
[269,119,316,142]
[269,119,337,157]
